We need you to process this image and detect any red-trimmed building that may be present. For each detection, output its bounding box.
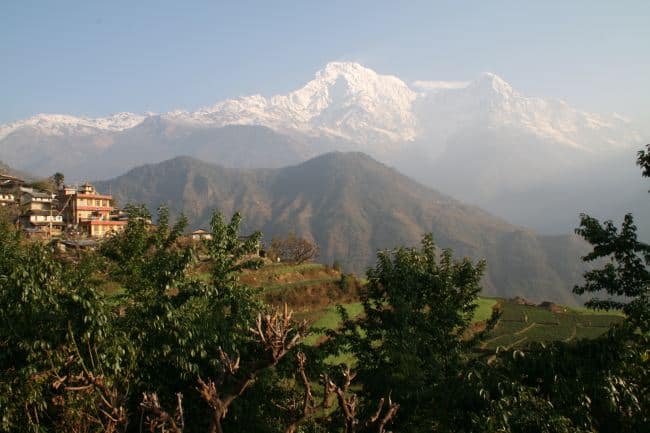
[58,183,126,238]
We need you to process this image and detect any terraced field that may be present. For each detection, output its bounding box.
[240,262,362,312]
[480,299,624,350]
[240,263,331,288]
[237,263,624,359]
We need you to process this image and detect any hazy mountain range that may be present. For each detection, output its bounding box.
[96,152,590,305]
[0,160,34,182]
[1,62,647,235]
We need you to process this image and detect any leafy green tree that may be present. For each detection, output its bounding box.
[1,203,309,432]
[52,172,65,189]
[464,145,650,433]
[573,145,650,332]
[0,204,18,226]
[99,206,273,432]
[100,205,202,386]
[0,217,125,432]
[568,144,650,430]
[336,234,488,432]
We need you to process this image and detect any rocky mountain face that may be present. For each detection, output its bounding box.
[1,61,646,235]
[96,152,590,305]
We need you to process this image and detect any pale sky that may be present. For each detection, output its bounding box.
[1,0,649,125]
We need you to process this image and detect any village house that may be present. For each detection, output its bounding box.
[0,173,25,190]
[0,174,23,210]
[20,188,54,212]
[191,229,213,241]
[19,188,64,237]
[57,182,126,238]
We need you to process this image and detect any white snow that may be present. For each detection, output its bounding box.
[0,62,641,151]
[413,71,640,152]
[161,62,419,144]
[0,112,145,141]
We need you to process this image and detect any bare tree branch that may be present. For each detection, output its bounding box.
[140,392,184,433]
[331,367,399,433]
[284,352,337,433]
[283,353,398,433]
[198,304,308,433]
[51,330,127,433]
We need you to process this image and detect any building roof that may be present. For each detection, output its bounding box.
[0,173,24,182]
[23,190,53,199]
[1,179,21,188]
[74,193,113,200]
[23,227,43,233]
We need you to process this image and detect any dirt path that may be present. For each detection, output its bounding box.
[514,322,537,335]
[508,337,528,349]
[563,325,577,342]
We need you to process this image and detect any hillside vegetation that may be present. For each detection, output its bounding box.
[97,152,589,304]
[237,262,622,354]
[1,202,646,433]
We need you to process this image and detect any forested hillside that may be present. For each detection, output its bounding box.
[97,152,589,304]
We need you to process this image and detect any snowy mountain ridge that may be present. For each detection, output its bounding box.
[0,61,641,149]
[1,61,646,239]
[0,112,145,141]
[160,62,418,144]
[414,71,640,153]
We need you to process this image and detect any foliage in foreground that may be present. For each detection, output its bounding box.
[0,208,396,433]
[331,234,489,431]
[0,146,648,432]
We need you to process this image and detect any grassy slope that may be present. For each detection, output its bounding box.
[482,299,624,350]
[108,261,623,353]
[474,298,498,322]
[244,263,622,357]
[99,260,623,366]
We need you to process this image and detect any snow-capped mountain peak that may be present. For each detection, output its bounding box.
[160,61,419,144]
[0,62,641,151]
[316,61,376,82]
[469,72,516,97]
[284,61,418,142]
[0,112,145,141]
